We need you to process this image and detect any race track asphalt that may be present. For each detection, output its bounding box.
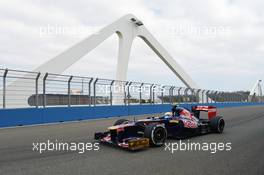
[0,106,264,175]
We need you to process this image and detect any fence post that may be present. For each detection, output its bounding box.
[153,85,157,104]
[222,92,226,102]
[225,92,228,102]
[161,86,165,104]
[201,90,206,103]
[110,80,115,106]
[221,92,226,103]
[35,72,41,108]
[209,90,214,103]
[191,89,195,102]
[237,92,243,102]
[124,82,129,105]
[214,91,219,103]
[3,69,8,109]
[150,84,154,104]
[184,88,190,103]
[88,78,93,106]
[93,78,98,106]
[231,92,234,102]
[208,90,212,103]
[228,92,231,102]
[216,91,220,102]
[196,89,201,103]
[43,73,48,108]
[169,86,173,104]
[223,92,227,102]
[127,82,132,105]
[221,91,225,102]
[171,86,175,104]
[178,87,182,103]
[218,91,223,102]
[139,83,144,105]
[211,90,216,103]
[206,90,210,103]
[68,76,73,107]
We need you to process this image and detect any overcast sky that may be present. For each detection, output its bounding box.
[0,0,264,91]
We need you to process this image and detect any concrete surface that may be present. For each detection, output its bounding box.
[0,106,263,175]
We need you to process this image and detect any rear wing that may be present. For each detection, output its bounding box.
[191,106,217,120]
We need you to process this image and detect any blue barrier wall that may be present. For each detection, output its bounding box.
[0,102,264,128]
[0,104,172,128]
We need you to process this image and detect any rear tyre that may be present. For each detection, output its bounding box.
[210,116,225,133]
[144,123,167,146]
[114,119,129,126]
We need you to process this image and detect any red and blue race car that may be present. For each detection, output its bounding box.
[94,105,225,150]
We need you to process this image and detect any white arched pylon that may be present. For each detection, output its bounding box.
[249,80,263,102]
[33,14,198,88]
[3,14,199,107]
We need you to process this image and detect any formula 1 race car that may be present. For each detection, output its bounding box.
[94,105,225,150]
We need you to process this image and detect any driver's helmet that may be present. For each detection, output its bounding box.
[165,112,172,116]
[172,105,183,117]
[163,112,172,118]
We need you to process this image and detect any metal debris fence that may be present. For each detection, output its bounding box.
[0,68,262,109]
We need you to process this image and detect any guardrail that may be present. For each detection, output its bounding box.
[0,68,263,109]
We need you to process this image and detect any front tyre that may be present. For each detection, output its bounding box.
[210,116,225,133]
[144,123,167,146]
